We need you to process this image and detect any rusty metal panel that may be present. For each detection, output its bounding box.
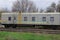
[17,13,22,24]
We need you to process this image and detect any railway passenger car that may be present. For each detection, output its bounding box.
[1,12,60,29]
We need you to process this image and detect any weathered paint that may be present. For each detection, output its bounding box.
[21,21,48,25]
[17,13,22,24]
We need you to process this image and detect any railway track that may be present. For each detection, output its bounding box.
[0,28,60,34]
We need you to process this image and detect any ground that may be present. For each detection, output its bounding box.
[0,31,60,40]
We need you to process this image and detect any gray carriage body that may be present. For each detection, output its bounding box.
[22,13,60,25]
[1,13,18,24]
[1,13,60,25]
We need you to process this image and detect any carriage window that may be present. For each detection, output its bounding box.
[24,17,27,21]
[42,17,46,21]
[14,17,16,20]
[8,17,11,21]
[32,17,35,21]
[50,17,54,22]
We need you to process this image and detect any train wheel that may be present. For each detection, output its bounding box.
[12,25,16,28]
[5,25,9,28]
[56,26,60,30]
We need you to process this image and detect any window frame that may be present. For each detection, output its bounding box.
[42,17,46,22]
[32,17,35,21]
[14,17,16,20]
[8,17,11,21]
[50,17,54,22]
[24,17,27,21]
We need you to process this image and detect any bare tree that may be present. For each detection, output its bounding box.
[46,2,56,12]
[40,8,44,13]
[56,1,60,12]
[12,0,37,12]
[51,2,56,8]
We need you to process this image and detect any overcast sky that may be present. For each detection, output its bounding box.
[0,0,59,11]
